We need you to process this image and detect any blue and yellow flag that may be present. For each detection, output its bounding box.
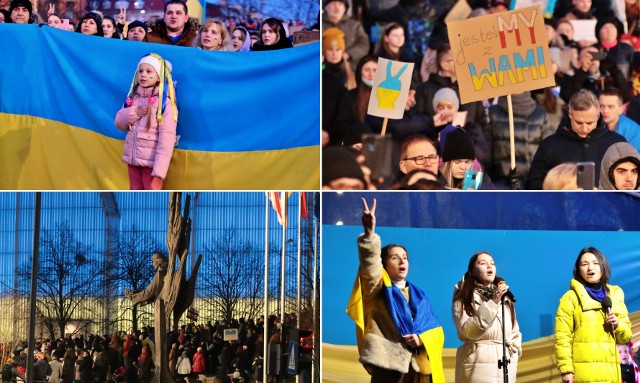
[346,269,445,382]
[0,25,319,190]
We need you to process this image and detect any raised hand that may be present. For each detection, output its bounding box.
[361,197,376,239]
[118,8,126,24]
[47,3,55,16]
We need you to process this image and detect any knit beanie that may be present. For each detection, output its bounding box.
[139,54,162,77]
[322,27,345,52]
[323,0,349,10]
[125,53,178,128]
[322,146,366,187]
[442,128,475,162]
[9,0,31,17]
[595,17,623,43]
[128,20,148,34]
[77,12,103,36]
[432,88,460,112]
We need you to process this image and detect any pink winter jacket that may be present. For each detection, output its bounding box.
[114,86,177,179]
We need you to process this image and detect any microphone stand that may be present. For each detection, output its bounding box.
[498,295,510,383]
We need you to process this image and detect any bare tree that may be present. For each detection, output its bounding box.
[198,228,265,323]
[108,225,162,332]
[16,222,106,340]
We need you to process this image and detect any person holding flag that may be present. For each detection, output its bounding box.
[347,198,444,383]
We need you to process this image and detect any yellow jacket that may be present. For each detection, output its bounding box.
[554,279,631,382]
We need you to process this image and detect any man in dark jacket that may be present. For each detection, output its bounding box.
[321,0,370,69]
[559,46,631,104]
[527,89,626,189]
[146,0,197,46]
[34,352,52,382]
[79,350,93,383]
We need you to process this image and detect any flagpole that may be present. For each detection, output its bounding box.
[296,192,302,383]
[311,209,319,383]
[280,192,287,325]
[264,193,269,383]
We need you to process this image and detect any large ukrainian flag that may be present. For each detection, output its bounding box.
[0,25,319,190]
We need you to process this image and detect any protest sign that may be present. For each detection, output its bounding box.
[224,328,239,341]
[447,6,555,104]
[570,19,597,42]
[367,58,414,120]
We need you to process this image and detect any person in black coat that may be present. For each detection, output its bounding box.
[527,89,626,189]
[78,350,93,383]
[559,46,631,104]
[251,18,293,51]
[60,349,76,383]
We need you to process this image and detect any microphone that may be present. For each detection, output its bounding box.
[601,296,614,332]
[495,277,516,302]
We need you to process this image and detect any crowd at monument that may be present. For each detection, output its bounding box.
[322,0,640,191]
[1,315,311,383]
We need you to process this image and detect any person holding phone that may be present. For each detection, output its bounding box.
[452,251,521,383]
[555,247,631,383]
[559,46,631,104]
[527,89,626,189]
[440,128,488,189]
[347,198,445,383]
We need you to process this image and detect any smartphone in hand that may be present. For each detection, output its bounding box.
[452,111,468,127]
[576,162,595,190]
[462,169,483,190]
[361,134,393,182]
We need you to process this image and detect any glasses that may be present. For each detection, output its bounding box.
[403,154,439,165]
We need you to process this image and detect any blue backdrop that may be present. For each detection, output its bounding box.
[322,192,640,348]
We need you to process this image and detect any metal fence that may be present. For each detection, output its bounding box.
[0,192,318,342]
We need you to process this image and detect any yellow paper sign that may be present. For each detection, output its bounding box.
[447,6,555,104]
[367,58,414,119]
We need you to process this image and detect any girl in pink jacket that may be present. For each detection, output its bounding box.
[115,53,178,190]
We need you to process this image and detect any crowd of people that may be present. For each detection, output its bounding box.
[1,0,318,190]
[322,0,640,190]
[1,314,310,383]
[0,0,315,52]
[354,198,636,383]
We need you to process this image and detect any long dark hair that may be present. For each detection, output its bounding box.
[379,22,404,61]
[573,247,610,294]
[453,251,516,325]
[354,55,377,122]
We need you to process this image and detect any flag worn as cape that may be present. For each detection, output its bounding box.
[346,268,445,382]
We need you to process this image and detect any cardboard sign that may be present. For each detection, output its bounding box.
[293,30,320,45]
[570,19,597,42]
[223,328,238,341]
[447,6,555,104]
[367,58,414,119]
